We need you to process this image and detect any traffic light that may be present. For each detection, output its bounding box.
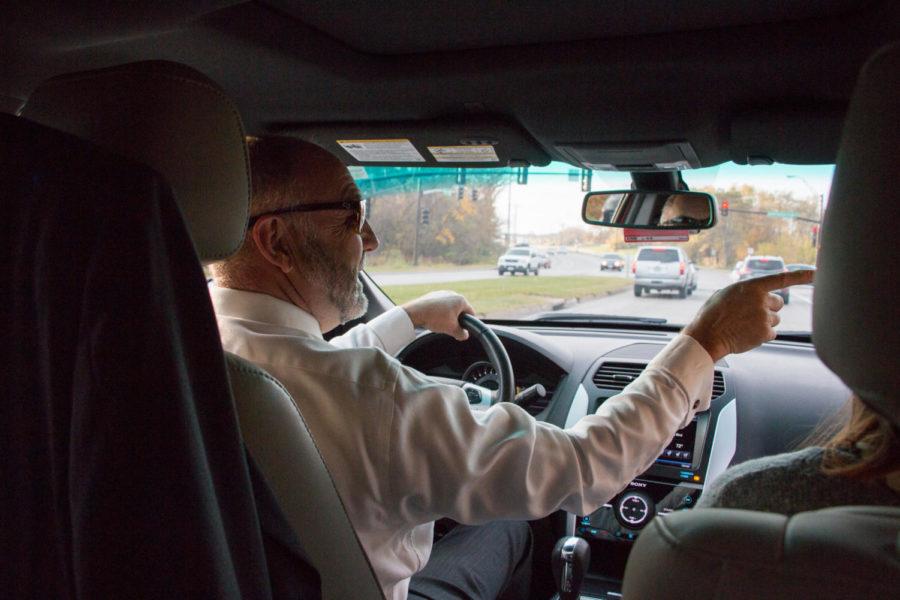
[580,168,592,192]
[516,166,529,185]
[457,185,464,201]
[811,224,819,247]
[721,200,729,216]
[472,189,479,202]
[421,208,430,225]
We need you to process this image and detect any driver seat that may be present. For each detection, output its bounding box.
[620,42,900,600]
[20,61,384,600]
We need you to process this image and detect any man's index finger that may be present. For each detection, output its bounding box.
[752,269,815,291]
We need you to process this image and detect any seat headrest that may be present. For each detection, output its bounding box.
[813,43,900,428]
[19,61,249,264]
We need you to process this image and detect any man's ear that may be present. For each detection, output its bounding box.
[250,217,294,274]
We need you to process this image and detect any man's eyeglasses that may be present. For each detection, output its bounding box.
[247,200,366,232]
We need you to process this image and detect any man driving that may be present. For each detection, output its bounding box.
[209,136,812,600]
[658,192,712,228]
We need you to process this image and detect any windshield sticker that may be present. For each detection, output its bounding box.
[428,145,499,162]
[624,228,690,243]
[337,139,425,162]
[655,160,692,170]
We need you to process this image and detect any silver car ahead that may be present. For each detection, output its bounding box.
[632,246,697,298]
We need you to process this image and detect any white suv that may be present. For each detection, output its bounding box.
[497,247,542,276]
[632,246,697,298]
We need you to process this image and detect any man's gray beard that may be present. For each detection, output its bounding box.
[294,231,368,324]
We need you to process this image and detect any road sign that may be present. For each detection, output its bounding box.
[767,211,798,218]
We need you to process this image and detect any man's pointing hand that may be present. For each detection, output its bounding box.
[683,269,815,362]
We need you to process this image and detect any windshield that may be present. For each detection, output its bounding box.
[358,162,831,333]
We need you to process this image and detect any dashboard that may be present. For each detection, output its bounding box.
[396,322,850,594]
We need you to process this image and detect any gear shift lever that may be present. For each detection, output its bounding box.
[551,536,590,600]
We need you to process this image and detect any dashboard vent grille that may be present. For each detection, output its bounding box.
[594,362,727,400]
[712,371,726,399]
[592,362,646,390]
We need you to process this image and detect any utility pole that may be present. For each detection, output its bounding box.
[787,174,824,252]
[505,172,512,248]
[412,177,422,266]
[723,212,731,267]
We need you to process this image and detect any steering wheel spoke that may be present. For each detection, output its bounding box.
[461,382,497,409]
[459,314,515,404]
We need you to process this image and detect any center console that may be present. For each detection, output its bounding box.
[575,414,707,542]
[563,359,736,598]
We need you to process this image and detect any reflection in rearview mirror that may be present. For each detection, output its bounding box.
[582,190,716,230]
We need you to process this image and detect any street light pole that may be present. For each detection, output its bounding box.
[787,175,824,251]
[413,178,422,266]
[506,172,512,248]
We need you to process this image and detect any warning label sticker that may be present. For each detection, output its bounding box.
[427,145,499,163]
[337,139,425,162]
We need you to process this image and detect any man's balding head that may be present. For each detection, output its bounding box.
[212,136,376,331]
[247,136,347,216]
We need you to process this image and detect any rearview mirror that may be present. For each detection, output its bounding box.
[582,190,716,230]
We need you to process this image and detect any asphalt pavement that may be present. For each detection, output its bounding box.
[369,252,814,331]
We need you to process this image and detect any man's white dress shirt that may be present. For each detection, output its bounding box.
[210,287,713,600]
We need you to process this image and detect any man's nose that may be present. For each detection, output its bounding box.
[361,219,379,252]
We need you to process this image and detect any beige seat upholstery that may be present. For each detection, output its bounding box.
[225,353,384,599]
[22,61,383,600]
[623,506,900,599]
[622,41,900,600]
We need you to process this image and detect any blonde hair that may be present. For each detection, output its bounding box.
[807,395,900,480]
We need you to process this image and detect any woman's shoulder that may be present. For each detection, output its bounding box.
[719,447,825,484]
[696,447,827,510]
[696,446,899,514]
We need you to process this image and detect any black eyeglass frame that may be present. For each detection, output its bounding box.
[246,200,365,231]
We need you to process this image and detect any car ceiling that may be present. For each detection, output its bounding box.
[3,1,898,168]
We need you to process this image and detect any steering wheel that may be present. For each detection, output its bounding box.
[459,313,515,404]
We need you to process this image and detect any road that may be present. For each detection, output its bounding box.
[558,267,813,331]
[370,252,814,331]
[371,252,624,285]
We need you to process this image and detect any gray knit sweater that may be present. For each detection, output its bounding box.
[696,446,899,515]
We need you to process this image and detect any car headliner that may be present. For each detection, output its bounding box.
[3,1,898,168]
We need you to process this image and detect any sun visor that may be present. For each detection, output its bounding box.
[276,116,550,168]
[729,109,844,166]
[555,142,702,171]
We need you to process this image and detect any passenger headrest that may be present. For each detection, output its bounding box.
[813,43,900,427]
[20,61,249,264]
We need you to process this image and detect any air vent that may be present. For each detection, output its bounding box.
[592,362,647,391]
[712,371,726,399]
[594,362,727,400]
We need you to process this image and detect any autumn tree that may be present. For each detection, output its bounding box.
[362,169,505,266]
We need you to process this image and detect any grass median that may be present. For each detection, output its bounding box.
[380,275,630,317]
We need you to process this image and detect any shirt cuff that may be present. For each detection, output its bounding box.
[368,306,416,355]
[648,334,715,423]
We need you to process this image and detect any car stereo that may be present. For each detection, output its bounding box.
[573,413,709,543]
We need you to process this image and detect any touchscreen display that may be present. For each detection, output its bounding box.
[655,418,697,468]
